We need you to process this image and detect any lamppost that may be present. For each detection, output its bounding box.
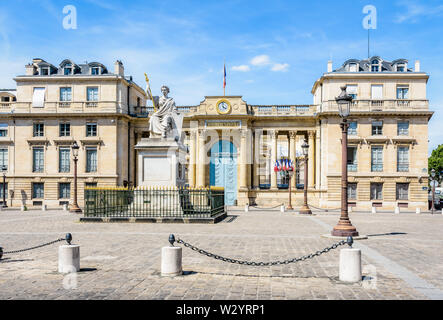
[1,165,7,208]
[287,160,295,210]
[70,141,82,213]
[299,140,312,215]
[331,86,359,237]
[431,168,436,215]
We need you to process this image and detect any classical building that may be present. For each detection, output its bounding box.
[0,56,433,211]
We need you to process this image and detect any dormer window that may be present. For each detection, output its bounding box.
[40,67,49,75]
[349,63,358,72]
[64,63,73,75]
[91,67,100,75]
[371,60,380,72]
[397,64,406,72]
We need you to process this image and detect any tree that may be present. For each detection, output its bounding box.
[429,144,443,182]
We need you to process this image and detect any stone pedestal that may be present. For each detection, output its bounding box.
[58,245,80,273]
[161,246,182,276]
[339,248,361,283]
[135,138,187,188]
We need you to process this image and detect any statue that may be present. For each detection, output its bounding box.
[145,79,183,139]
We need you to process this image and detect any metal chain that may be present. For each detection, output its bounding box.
[176,237,346,266]
[2,238,66,255]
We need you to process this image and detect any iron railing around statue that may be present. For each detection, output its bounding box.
[84,186,225,218]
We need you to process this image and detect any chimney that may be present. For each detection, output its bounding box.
[327,60,333,73]
[114,60,124,76]
[415,60,420,72]
[25,64,35,76]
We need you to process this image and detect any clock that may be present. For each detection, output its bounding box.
[216,99,231,115]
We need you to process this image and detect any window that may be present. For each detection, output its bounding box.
[397,86,409,99]
[0,148,8,170]
[371,146,383,172]
[371,85,383,100]
[371,60,380,72]
[370,183,383,200]
[85,182,97,188]
[60,87,72,101]
[0,123,8,137]
[33,123,44,137]
[86,148,97,172]
[86,123,97,137]
[59,123,70,137]
[87,87,99,101]
[32,147,44,172]
[32,87,46,108]
[91,67,100,75]
[0,183,7,201]
[348,121,357,135]
[372,121,383,135]
[398,121,409,135]
[59,148,70,173]
[59,183,71,199]
[349,63,358,72]
[346,85,358,100]
[347,147,357,172]
[396,183,409,200]
[348,183,357,200]
[397,146,409,172]
[40,67,49,75]
[397,64,406,72]
[32,183,44,199]
[63,64,72,75]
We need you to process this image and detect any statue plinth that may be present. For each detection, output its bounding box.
[135,137,187,188]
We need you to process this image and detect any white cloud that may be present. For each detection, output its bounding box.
[271,63,290,72]
[395,1,443,23]
[232,65,250,72]
[250,55,271,66]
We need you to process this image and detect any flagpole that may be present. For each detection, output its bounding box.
[223,59,226,96]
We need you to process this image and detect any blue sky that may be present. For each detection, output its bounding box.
[0,0,442,153]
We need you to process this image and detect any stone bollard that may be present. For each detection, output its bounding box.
[161,234,182,277]
[394,206,400,214]
[63,204,68,211]
[280,204,285,213]
[58,244,80,274]
[42,204,47,211]
[245,204,249,212]
[349,206,353,213]
[416,207,421,214]
[371,207,377,214]
[339,237,362,283]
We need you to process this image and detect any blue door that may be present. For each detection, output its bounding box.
[210,141,238,206]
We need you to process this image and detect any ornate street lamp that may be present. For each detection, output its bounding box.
[431,168,436,215]
[299,139,312,215]
[70,141,82,213]
[331,86,359,237]
[2,165,7,208]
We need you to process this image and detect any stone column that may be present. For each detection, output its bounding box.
[308,130,315,189]
[270,130,278,189]
[188,130,197,187]
[289,131,297,189]
[240,129,248,189]
[252,130,261,189]
[197,129,206,188]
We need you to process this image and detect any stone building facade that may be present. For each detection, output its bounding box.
[0,56,433,211]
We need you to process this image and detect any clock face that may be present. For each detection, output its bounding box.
[216,100,231,114]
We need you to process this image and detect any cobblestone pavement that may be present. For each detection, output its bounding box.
[0,208,442,300]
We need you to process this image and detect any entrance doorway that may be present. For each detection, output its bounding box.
[210,140,238,206]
